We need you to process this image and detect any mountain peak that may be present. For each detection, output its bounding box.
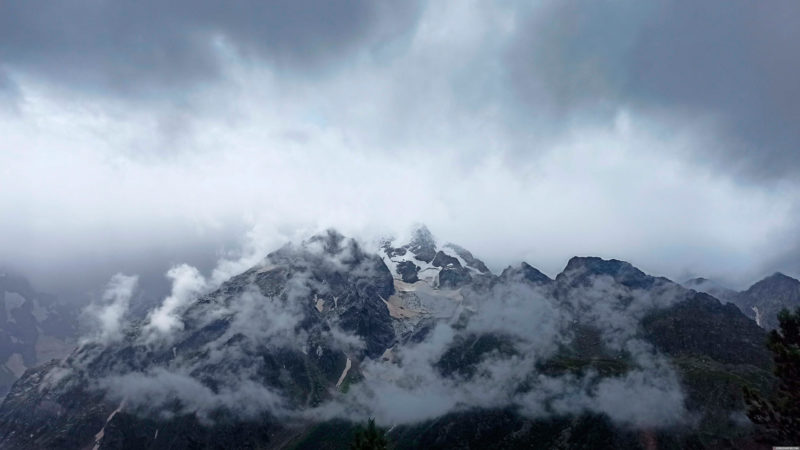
[407,225,436,263]
[560,256,656,289]
[563,256,634,276]
[763,272,799,284]
[737,270,800,330]
[500,262,552,285]
[745,271,800,293]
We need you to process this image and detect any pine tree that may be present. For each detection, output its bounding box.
[350,418,389,450]
[743,307,800,444]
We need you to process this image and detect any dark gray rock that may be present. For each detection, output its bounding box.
[641,292,772,368]
[407,226,437,263]
[559,256,663,290]
[431,251,461,269]
[438,267,472,289]
[396,261,420,283]
[444,243,491,273]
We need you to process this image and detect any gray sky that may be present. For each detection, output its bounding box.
[1,0,799,298]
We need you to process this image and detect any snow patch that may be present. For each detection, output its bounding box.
[752,306,762,328]
[336,357,352,389]
[92,401,125,450]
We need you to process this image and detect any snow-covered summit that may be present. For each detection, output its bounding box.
[379,225,492,290]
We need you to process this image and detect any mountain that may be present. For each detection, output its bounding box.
[0,228,777,449]
[683,273,800,330]
[0,272,76,398]
[734,273,800,330]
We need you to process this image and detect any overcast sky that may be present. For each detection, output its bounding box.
[1,0,799,298]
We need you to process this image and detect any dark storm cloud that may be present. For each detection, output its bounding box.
[0,0,419,95]
[0,0,798,305]
[508,0,800,178]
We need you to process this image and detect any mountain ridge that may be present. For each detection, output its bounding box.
[684,271,800,330]
[0,227,780,449]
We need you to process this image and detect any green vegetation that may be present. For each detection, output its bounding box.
[744,307,800,444]
[350,418,388,450]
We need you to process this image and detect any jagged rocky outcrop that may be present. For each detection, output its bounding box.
[0,228,779,449]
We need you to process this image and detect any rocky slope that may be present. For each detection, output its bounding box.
[684,272,800,330]
[0,272,76,398]
[734,273,800,330]
[0,228,777,449]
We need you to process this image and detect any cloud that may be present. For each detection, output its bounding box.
[0,69,20,113]
[1,92,796,299]
[0,0,420,97]
[86,242,376,421]
[508,0,800,179]
[83,273,139,343]
[100,367,287,423]
[58,231,707,433]
[143,264,208,342]
[1,0,799,306]
[317,274,691,428]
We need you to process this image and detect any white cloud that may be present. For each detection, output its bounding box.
[83,273,139,343]
[143,264,208,342]
[0,1,797,297]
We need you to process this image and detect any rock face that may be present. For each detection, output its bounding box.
[683,272,800,330]
[0,272,76,398]
[734,272,800,330]
[0,227,779,449]
[0,230,398,449]
[558,256,664,290]
[404,226,437,263]
[641,292,771,367]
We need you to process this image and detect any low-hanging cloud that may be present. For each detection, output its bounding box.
[313,269,692,428]
[100,367,288,423]
[143,264,208,342]
[82,273,139,344]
